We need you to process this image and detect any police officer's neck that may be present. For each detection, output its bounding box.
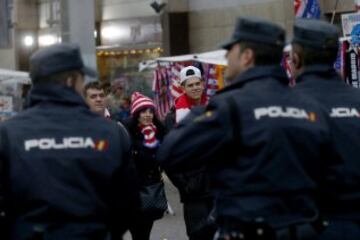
[192,98,202,106]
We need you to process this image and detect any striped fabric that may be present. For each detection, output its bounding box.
[204,64,222,96]
[169,63,185,99]
[152,62,226,120]
[131,92,156,116]
[295,0,321,19]
[140,124,159,148]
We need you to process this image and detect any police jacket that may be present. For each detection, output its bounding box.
[295,64,360,221]
[0,84,139,240]
[162,106,212,202]
[158,66,335,229]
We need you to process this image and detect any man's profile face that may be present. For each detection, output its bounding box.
[182,77,204,100]
[225,43,254,84]
[73,73,85,96]
[225,44,243,82]
[85,88,106,115]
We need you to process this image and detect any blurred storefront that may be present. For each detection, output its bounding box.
[96,45,163,96]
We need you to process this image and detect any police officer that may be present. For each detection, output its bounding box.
[158,17,335,240]
[0,43,138,239]
[291,19,360,239]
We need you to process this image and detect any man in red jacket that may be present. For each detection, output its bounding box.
[175,66,208,123]
[168,66,214,240]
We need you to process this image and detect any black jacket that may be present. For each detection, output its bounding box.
[124,117,166,185]
[0,84,138,239]
[158,66,335,229]
[162,106,212,202]
[295,64,360,221]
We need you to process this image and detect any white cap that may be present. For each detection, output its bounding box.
[180,66,202,85]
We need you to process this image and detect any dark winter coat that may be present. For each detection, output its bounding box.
[124,117,166,185]
[158,66,337,229]
[295,64,360,221]
[0,84,139,240]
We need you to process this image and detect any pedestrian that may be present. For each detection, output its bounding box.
[106,79,126,116]
[291,18,360,239]
[84,81,111,118]
[175,66,208,123]
[162,66,215,240]
[158,17,335,240]
[124,92,167,240]
[0,43,139,239]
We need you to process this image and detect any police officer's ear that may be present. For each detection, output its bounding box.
[291,51,302,70]
[238,46,255,66]
[65,76,76,88]
[65,72,83,89]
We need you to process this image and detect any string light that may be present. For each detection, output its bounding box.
[97,47,164,57]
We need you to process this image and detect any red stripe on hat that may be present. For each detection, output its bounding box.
[131,94,156,115]
[132,98,154,109]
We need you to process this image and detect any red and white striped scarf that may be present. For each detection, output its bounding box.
[139,123,159,148]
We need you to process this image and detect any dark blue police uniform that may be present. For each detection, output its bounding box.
[293,18,360,240]
[158,17,334,240]
[0,43,139,240]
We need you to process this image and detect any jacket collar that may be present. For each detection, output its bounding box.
[218,65,289,94]
[28,83,88,108]
[296,64,340,83]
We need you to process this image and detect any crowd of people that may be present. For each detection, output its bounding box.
[0,16,358,240]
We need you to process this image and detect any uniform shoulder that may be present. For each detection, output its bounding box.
[0,108,36,129]
[290,88,327,110]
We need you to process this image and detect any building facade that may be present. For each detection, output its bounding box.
[0,0,358,70]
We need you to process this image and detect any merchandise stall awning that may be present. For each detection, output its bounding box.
[139,49,227,71]
[0,69,31,85]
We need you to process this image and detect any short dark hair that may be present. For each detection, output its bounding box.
[100,81,111,95]
[83,81,104,97]
[239,41,283,65]
[33,70,82,85]
[292,43,338,66]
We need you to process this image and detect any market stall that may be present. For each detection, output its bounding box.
[0,69,31,120]
[333,11,360,88]
[140,50,227,119]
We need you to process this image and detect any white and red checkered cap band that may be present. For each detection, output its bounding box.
[131,92,156,115]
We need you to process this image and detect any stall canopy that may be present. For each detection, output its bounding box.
[0,69,31,85]
[139,49,227,72]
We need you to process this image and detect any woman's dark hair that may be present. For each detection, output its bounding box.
[126,107,166,137]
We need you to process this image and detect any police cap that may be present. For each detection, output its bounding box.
[221,17,285,50]
[30,43,97,81]
[292,18,339,50]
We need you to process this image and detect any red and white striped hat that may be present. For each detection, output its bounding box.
[131,92,156,115]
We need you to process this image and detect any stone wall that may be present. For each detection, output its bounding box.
[320,0,355,14]
[0,0,38,69]
[188,0,293,52]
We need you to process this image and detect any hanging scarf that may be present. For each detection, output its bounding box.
[139,123,159,148]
